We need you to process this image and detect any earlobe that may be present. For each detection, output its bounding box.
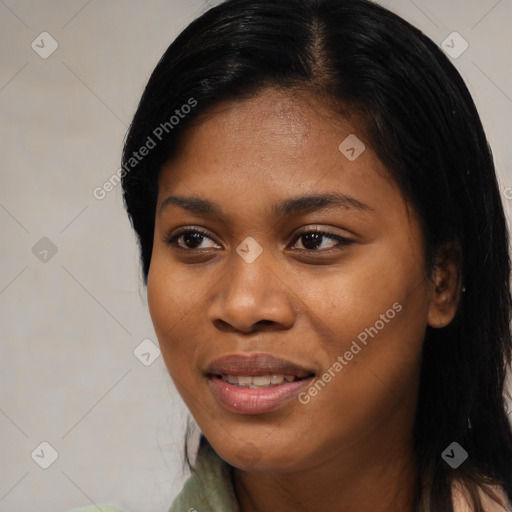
[427,244,462,329]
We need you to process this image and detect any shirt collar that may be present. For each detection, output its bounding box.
[169,438,240,512]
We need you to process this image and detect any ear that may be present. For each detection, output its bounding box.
[427,240,462,329]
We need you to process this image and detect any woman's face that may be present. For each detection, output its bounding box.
[147,88,438,472]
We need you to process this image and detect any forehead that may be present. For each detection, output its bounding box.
[159,87,389,188]
[155,88,409,232]
[180,87,363,148]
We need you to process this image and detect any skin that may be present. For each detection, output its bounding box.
[147,87,460,512]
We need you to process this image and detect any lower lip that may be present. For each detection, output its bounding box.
[207,375,314,415]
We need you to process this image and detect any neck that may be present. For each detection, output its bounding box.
[233,427,418,512]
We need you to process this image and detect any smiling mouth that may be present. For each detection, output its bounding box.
[206,353,316,414]
[216,373,314,388]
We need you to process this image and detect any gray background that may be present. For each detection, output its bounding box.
[1,1,511,511]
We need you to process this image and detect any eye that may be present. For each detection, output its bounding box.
[290,228,354,252]
[165,227,220,251]
[165,226,354,253]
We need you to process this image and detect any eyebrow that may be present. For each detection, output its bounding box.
[159,192,374,218]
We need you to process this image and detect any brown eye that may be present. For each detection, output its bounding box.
[165,228,220,250]
[291,229,354,252]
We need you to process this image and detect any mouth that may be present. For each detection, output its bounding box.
[206,353,315,379]
[205,353,316,414]
[216,373,312,388]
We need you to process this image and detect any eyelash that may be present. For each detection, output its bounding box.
[164,227,354,253]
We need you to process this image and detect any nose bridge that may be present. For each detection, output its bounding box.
[226,244,275,310]
[208,244,295,332]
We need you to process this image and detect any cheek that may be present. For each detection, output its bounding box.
[298,244,428,348]
[146,257,204,371]
[305,250,428,394]
[290,284,426,451]
[293,247,429,419]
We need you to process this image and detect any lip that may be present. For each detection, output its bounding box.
[205,353,315,415]
[205,353,315,378]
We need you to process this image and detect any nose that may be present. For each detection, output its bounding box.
[207,250,296,334]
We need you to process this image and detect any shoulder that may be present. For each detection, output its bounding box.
[452,481,511,512]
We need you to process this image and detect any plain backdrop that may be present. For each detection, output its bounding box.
[1,0,511,511]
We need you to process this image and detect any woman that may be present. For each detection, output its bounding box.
[78,0,512,510]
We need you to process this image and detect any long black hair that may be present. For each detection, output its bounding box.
[121,1,512,510]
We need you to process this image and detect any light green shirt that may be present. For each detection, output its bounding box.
[167,440,239,512]
[72,441,239,512]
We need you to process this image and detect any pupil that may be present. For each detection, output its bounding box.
[302,233,321,250]
[184,233,203,248]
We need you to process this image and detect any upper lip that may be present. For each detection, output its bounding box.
[206,353,315,378]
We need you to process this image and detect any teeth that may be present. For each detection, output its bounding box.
[221,374,298,388]
[252,376,271,386]
[270,375,284,385]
